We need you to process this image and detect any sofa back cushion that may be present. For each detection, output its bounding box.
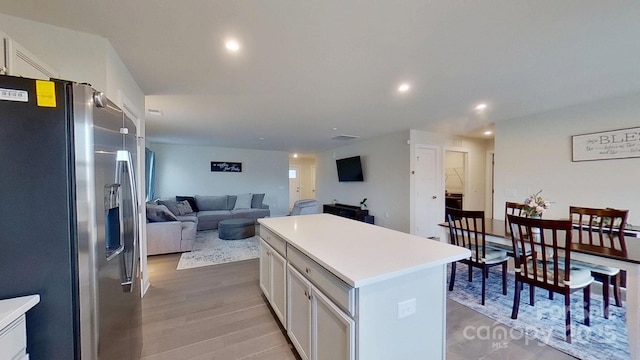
[251,193,265,209]
[196,195,230,211]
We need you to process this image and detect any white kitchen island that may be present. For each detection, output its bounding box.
[258,214,470,360]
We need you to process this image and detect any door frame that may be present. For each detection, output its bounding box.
[443,146,470,210]
[289,165,301,210]
[409,144,442,236]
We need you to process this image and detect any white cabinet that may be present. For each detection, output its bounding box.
[0,295,40,360]
[312,284,355,360]
[0,30,59,79]
[270,247,287,325]
[259,238,287,325]
[287,265,312,360]
[287,265,354,360]
[259,241,271,299]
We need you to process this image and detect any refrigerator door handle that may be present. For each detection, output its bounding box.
[116,150,138,293]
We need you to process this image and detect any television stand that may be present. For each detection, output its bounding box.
[323,203,374,224]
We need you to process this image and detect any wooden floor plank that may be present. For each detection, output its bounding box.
[141,254,298,360]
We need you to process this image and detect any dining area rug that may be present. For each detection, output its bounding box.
[176,230,260,270]
[447,263,630,360]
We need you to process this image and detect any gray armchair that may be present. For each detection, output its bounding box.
[290,199,320,216]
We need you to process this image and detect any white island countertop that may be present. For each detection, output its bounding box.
[0,294,40,329]
[259,214,470,288]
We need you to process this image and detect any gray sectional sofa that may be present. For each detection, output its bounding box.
[146,193,270,255]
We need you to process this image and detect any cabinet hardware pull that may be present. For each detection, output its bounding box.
[306,268,310,274]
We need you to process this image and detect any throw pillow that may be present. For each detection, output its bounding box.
[234,193,253,209]
[175,200,194,215]
[251,193,265,208]
[176,196,199,212]
[146,203,178,222]
[157,200,180,216]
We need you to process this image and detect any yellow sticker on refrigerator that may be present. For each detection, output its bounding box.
[35,80,56,107]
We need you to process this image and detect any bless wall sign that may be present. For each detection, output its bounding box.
[572,126,640,162]
[211,161,242,172]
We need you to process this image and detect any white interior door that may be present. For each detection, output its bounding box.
[310,165,317,199]
[289,166,301,209]
[414,146,441,238]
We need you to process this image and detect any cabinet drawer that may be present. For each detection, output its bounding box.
[259,226,286,256]
[287,245,355,317]
[0,315,26,360]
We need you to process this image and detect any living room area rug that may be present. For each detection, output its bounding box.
[176,230,260,270]
[447,262,629,360]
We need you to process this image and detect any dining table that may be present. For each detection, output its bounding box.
[439,218,640,360]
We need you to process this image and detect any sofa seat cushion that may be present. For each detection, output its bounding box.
[176,214,198,223]
[231,208,270,219]
[197,210,232,230]
[198,210,232,221]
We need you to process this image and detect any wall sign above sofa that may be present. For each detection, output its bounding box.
[572,126,640,162]
[211,161,242,172]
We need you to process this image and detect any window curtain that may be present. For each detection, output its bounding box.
[145,147,156,202]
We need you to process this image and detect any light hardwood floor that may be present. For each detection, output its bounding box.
[142,254,576,360]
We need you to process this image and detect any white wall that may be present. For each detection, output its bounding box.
[0,13,107,92]
[494,91,640,225]
[316,131,411,231]
[149,143,290,216]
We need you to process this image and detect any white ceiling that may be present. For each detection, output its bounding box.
[3,1,640,153]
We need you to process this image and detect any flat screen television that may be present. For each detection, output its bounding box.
[336,156,364,182]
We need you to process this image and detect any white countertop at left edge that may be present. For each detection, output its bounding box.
[0,294,40,329]
[259,214,470,288]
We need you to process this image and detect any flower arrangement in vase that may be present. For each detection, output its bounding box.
[523,190,550,218]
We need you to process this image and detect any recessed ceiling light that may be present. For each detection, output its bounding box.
[293,153,298,158]
[332,127,338,131]
[258,137,265,140]
[475,103,488,111]
[225,39,240,52]
[483,130,493,135]
[398,83,411,93]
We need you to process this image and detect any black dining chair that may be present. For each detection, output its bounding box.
[505,201,527,235]
[446,208,509,305]
[569,206,628,319]
[508,214,592,343]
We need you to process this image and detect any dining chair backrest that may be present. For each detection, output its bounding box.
[446,208,486,262]
[569,206,628,257]
[505,202,527,235]
[507,214,573,288]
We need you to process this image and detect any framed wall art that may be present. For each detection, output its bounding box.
[572,126,640,162]
[211,161,242,172]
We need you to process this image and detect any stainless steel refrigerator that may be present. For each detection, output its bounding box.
[0,75,142,359]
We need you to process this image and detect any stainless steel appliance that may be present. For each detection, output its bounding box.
[0,75,142,359]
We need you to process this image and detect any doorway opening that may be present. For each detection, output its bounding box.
[289,154,317,211]
[444,150,469,213]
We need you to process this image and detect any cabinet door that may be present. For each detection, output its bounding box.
[312,288,355,360]
[287,265,312,360]
[259,239,271,299]
[270,248,287,326]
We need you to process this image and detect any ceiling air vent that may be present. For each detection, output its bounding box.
[331,134,360,141]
